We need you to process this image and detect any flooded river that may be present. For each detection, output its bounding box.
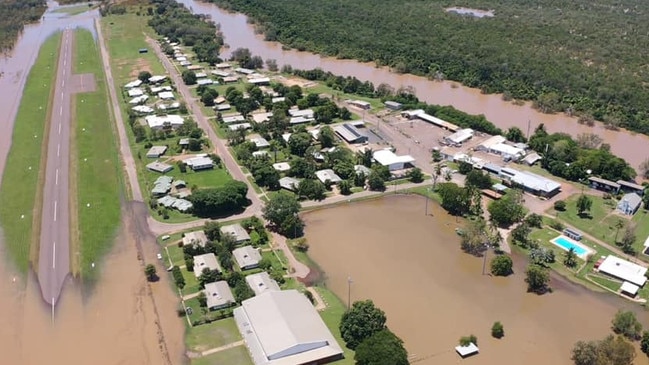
[179,0,649,171]
[304,195,649,365]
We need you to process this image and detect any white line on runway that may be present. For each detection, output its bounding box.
[59,106,63,115]
[60,92,63,98]
[58,122,61,135]
[54,201,57,222]
[53,242,56,269]
[62,80,65,87]
[55,169,59,185]
[64,59,66,67]
[57,143,60,156]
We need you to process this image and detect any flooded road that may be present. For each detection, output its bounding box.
[179,0,649,170]
[0,203,185,364]
[304,195,649,365]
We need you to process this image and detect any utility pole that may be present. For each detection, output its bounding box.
[347,276,353,309]
[482,245,489,275]
[526,120,531,141]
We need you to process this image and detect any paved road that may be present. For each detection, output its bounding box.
[37,30,74,306]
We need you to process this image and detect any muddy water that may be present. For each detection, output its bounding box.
[304,195,649,365]
[178,0,649,170]
[0,203,185,364]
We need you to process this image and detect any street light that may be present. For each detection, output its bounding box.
[347,276,353,309]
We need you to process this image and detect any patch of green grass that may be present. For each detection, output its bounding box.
[551,194,619,244]
[588,274,621,292]
[631,209,649,255]
[184,297,204,324]
[0,32,61,274]
[165,243,185,266]
[185,317,242,352]
[73,29,122,279]
[308,83,385,111]
[191,345,253,365]
[261,250,285,271]
[315,286,355,365]
[181,267,201,295]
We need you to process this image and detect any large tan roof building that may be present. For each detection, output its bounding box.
[234,290,343,365]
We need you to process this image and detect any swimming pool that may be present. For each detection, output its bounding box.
[551,236,589,256]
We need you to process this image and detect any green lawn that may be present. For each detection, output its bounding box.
[181,267,201,295]
[186,317,242,352]
[184,297,204,324]
[73,29,122,279]
[631,209,649,255]
[261,250,286,271]
[308,82,385,111]
[191,345,253,365]
[0,33,61,274]
[551,194,622,245]
[53,3,94,15]
[315,287,355,365]
[165,242,185,267]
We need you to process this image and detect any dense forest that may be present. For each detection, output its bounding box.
[0,0,46,52]
[210,0,649,136]
[148,0,223,65]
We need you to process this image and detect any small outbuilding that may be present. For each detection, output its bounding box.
[621,281,640,297]
[455,343,479,358]
[384,101,403,110]
[617,180,645,196]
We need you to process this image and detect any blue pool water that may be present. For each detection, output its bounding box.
[553,236,587,256]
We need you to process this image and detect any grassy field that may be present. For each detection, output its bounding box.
[185,317,242,352]
[316,287,355,365]
[72,30,122,279]
[191,345,253,365]
[53,3,94,16]
[0,33,61,274]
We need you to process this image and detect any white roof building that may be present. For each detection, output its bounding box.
[245,272,281,296]
[127,88,144,97]
[183,231,208,247]
[184,156,214,171]
[316,169,342,184]
[148,75,167,84]
[499,167,561,197]
[273,162,291,172]
[146,161,173,173]
[233,246,262,270]
[196,79,214,86]
[193,253,222,278]
[373,149,415,171]
[444,128,474,145]
[289,116,314,125]
[204,281,236,310]
[151,85,173,93]
[223,115,246,124]
[228,123,252,131]
[234,290,343,365]
[146,145,167,158]
[598,255,647,287]
[128,95,149,104]
[235,67,255,75]
[621,281,640,296]
[221,223,251,243]
[249,136,271,149]
[158,91,175,100]
[279,177,300,191]
[216,62,231,69]
[249,77,271,85]
[252,112,273,124]
[281,133,292,143]
[272,97,286,104]
[289,109,314,118]
[455,343,479,358]
[212,70,230,77]
[132,105,154,114]
[124,79,143,88]
[145,114,184,129]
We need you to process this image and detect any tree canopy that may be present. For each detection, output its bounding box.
[262,193,304,237]
[189,181,249,217]
[354,329,409,365]
[339,300,387,349]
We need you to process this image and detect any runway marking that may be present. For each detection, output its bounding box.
[62,80,65,88]
[58,122,61,135]
[60,92,63,98]
[59,106,62,115]
[64,59,66,67]
[53,242,56,269]
[53,201,57,222]
[57,143,60,156]
[55,169,59,185]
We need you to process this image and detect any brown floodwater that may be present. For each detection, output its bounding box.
[304,195,649,365]
[0,202,186,365]
[179,0,649,171]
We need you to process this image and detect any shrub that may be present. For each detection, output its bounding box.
[554,200,567,211]
[459,334,477,346]
[491,322,504,339]
[490,255,513,276]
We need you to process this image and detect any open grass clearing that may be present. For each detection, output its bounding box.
[551,194,621,244]
[53,3,94,15]
[185,317,242,352]
[73,29,122,279]
[0,33,61,274]
[181,266,201,295]
[191,345,253,365]
[307,82,385,111]
[315,286,355,365]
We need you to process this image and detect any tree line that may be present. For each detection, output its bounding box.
[147,0,223,65]
[0,0,46,53]
[210,0,649,137]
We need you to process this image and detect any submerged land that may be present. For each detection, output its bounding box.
[1,0,649,364]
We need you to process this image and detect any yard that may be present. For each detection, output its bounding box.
[316,287,355,365]
[0,33,61,274]
[191,346,253,365]
[185,317,242,352]
[73,29,123,279]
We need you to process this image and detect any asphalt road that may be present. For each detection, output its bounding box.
[38,29,74,307]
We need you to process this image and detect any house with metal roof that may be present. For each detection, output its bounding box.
[346,99,371,110]
[233,246,262,270]
[182,230,208,248]
[184,156,214,171]
[245,272,280,296]
[273,162,291,172]
[193,253,222,278]
[499,167,561,197]
[221,223,251,244]
[234,290,343,365]
[443,128,474,146]
[145,114,184,130]
[228,123,252,131]
[373,149,415,171]
[588,177,620,193]
[597,255,647,287]
[617,180,645,196]
[316,169,342,184]
[222,114,246,124]
[354,165,372,176]
[333,123,368,144]
[249,136,270,149]
[384,101,403,110]
[617,193,642,215]
[151,175,173,197]
[288,109,314,119]
[146,146,167,158]
[279,177,301,192]
[146,161,173,174]
[204,281,236,310]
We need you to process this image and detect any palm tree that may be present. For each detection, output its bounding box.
[432,163,442,191]
[614,219,625,243]
[564,247,577,268]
